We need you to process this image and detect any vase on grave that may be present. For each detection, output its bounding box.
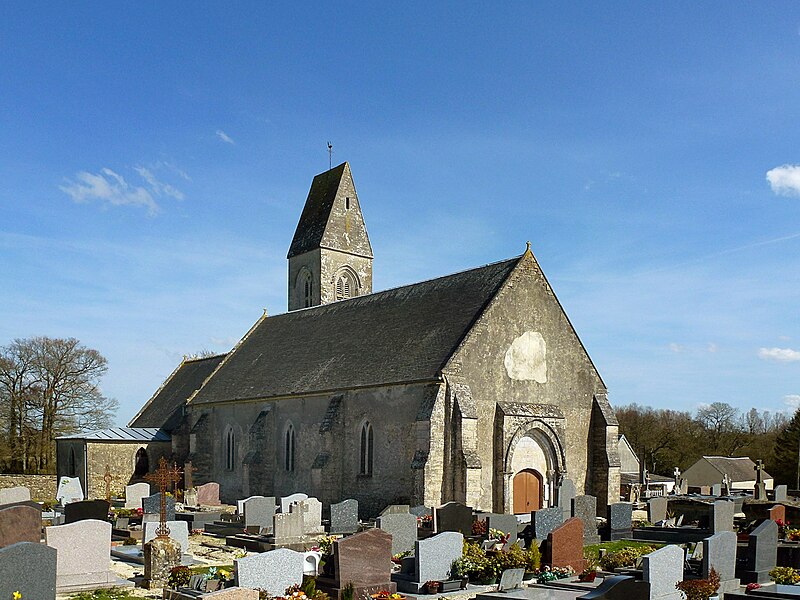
[143,536,182,589]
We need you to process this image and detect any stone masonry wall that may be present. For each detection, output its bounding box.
[0,474,57,500]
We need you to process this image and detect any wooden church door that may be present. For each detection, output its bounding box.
[513,468,543,514]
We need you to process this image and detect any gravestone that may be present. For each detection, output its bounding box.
[769,505,786,523]
[712,500,734,533]
[486,513,519,547]
[125,482,151,509]
[642,544,683,600]
[605,503,632,540]
[143,520,190,553]
[578,575,650,600]
[647,497,668,524]
[243,496,276,534]
[435,501,473,535]
[712,484,722,496]
[573,495,601,544]
[754,460,768,501]
[196,482,221,505]
[392,531,463,594]
[184,488,198,507]
[237,495,260,513]
[544,517,586,572]
[377,512,418,555]
[318,528,396,599]
[280,492,308,513]
[702,531,739,593]
[144,536,182,589]
[0,541,57,600]
[0,504,41,548]
[0,485,31,506]
[274,507,305,544]
[497,568,525,592]
[775,485,788,502]
[56,476,84,505]
[557,478,577,521]
[143,492,176,520]
[293,497,323,534]
[381,504,411,515]
[64,499,110,524]
[410,505,432,518]
[44,518,117,590]
[235,547,304,595]
[330,498,359,534]
[739,519,778,583]
[531,506,563,540]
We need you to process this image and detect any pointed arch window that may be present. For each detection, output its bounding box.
[225,427,236,471]
[297,269,314,308]
[360,421,374,476]
[285,423,296,472]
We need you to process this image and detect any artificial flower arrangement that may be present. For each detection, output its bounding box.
[472,519,488,536]
[769,566,800,585]
[676,568,720,600]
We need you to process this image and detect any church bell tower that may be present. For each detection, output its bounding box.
[287,162,373,311]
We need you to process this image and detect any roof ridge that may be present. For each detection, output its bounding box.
[272,254,523,317]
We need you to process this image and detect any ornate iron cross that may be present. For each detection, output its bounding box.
[145,457,183,538]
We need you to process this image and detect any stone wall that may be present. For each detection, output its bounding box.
[85,441,171,499]
[0,474,57,500]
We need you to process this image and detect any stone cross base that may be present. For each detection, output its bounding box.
[144,537,182,589]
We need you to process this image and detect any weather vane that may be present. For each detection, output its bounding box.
[327,141,333,170]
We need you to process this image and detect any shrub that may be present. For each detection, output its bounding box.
[676,568,720,600]
[599,545,655,570]
[769,566,800,585]
[525,543,541,572]
[168,566,191,588]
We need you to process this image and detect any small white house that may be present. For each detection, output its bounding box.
[683,456,773,491]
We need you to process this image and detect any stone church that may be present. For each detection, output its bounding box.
[129,162,621,516]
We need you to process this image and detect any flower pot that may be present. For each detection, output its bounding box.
[425,582,440,595]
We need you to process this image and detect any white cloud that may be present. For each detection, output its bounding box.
[759,347,800,362]
[707,342,718,353]
[60,168,158,215]
[134,166,185,200]
[766,164,800,197]
[784,395,800,410]
[216,129,235,145]
[669,343,683,353]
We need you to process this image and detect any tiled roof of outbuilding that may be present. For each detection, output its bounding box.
[190,256,521,404]
[128,354,226,430]
[57,427,170,442]
[701,456,772,482]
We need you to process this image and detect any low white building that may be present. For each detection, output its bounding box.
[683,456,773,492]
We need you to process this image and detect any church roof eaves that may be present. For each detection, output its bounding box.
[190,256,521,405]
[128,353,227,430]
[57,427,171,442]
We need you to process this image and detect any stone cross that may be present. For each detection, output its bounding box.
[722,473,732,495]
[755,460,764,485]
[184,461,196,490]
[103,464,114,502]
[144,458,182,538]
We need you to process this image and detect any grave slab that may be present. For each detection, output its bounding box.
[64,499,110,524]
[330,498,359,534]
[317,528,396,600]
[143,492,176,519]
[435,501,473,535]
[557,478,576,521]
[0,541,57,600]
[702,531,739,593]
[0,504,41,547]
[377,512,418,555]
[125,482,151,509]
[235,547,304,595]
[280,493,308,513]
[642,545,683,600]
[392,531,463,594]
[56,476,84,505]
[739,519,778,583]
[544,517,586,572]
[573,495,601,544]
[144,519,190,553]
[197,482,221,505]
[531,506,564,540]
[0,485,31,506]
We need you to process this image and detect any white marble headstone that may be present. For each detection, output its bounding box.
[56,477,84,505]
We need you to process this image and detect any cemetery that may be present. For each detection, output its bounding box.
[3,462,800,600]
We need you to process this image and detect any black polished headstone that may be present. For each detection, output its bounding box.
[64,499,110,524]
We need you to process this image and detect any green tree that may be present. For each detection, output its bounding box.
[773,408,800,487]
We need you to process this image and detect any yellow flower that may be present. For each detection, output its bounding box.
[13,592,22,600]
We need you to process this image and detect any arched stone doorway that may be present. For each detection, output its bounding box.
[513,468,543,513]
[133,447,149,478]
[501,419,566,514]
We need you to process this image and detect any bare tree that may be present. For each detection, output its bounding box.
[0,337,118,473]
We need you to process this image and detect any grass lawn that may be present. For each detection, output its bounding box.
[584,540,664,565]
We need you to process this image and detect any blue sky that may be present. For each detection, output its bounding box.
[1,3,799,425]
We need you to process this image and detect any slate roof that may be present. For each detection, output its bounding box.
[701,456,772,482]
[128,354,226,430]
[287,162,373,259]
[191,256,521,404]
[57,427,171,442]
